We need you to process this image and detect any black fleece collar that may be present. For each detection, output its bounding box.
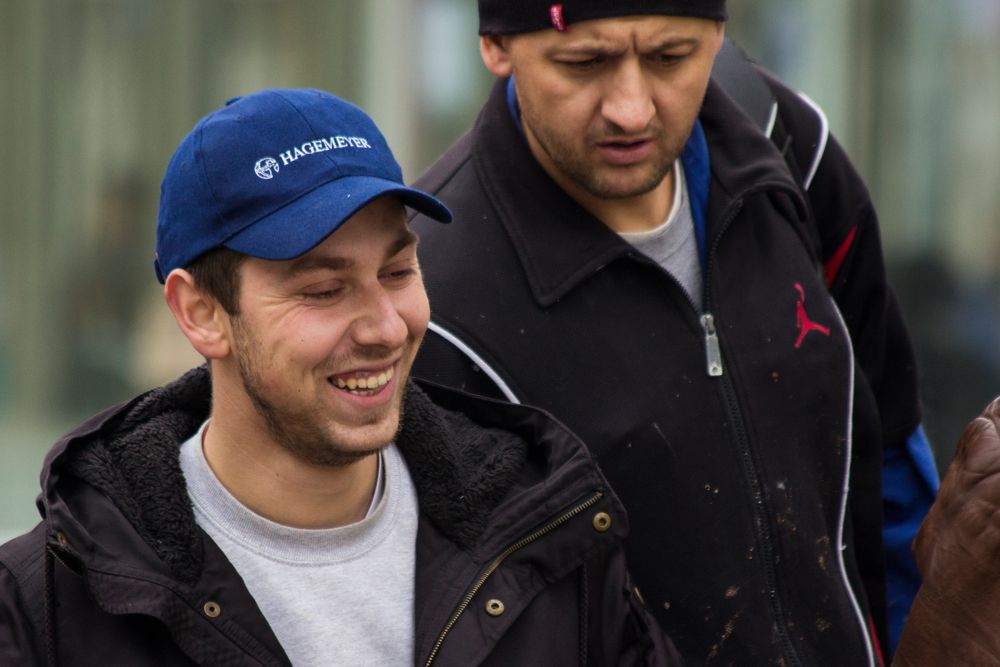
[43,367,533,584]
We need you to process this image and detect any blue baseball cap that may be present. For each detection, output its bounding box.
[154,88,452,283]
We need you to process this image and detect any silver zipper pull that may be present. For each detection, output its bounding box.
[701,313,724,377]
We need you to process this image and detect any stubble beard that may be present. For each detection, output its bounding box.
[520,101,682,201]
[230,316,393,468]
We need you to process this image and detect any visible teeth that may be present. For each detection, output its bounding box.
[334,367,394,392]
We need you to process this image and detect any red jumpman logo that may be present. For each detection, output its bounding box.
[794,283,830,348]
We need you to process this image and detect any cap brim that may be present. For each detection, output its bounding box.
[223,176,452,261]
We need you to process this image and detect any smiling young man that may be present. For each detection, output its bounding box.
[0,88,679,665]
[410,1,939,665]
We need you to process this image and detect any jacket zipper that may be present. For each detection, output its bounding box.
[696,182,805,378]
[423,490,605,667]
[625,250,724,377]
[704,198,802,667]
[700,313,724,376]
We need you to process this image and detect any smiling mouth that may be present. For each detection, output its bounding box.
[330,366,395,396]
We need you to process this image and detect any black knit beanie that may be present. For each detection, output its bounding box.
[479,0,727,35]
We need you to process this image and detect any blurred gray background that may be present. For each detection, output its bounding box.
[3,0,999,542]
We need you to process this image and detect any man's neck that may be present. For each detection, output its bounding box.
[202,392,379,530]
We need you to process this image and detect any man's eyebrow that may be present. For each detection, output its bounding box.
[285,255,353,276]
[643,36,700,51]
[282,230,418,277]
[548,36,699,57]
[387,229,419,259]
[548,40,622,56]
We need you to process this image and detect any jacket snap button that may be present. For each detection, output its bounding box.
[485,599,505,617]
[592,512,612,532]
[203,601,222,618]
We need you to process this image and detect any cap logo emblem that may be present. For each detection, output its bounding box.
[254,136,374,181]
[254,157,280,180]
[550,4,567,32]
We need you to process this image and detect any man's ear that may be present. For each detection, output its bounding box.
[713,21,726,55]
[164,269,231,359]
[480,34,514,78]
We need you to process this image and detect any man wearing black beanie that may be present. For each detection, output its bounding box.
[411,3,937,665]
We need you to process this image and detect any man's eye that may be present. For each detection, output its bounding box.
[382,268,417,283]
[302,288,343,300]
[652,53,685,66]
[560,57,604,70]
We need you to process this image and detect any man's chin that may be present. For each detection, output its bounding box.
[570,163,672,201]
[331,415,400,452]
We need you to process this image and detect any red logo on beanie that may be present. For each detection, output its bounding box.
[550,4,567,32]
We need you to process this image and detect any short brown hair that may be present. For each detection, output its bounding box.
[186,247,247,315]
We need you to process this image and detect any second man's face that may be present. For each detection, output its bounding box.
[488,15,723,206]
[225,195,429,466]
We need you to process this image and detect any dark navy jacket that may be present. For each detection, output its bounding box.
[411,75,936,665]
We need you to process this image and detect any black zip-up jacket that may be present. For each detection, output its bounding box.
[410,77,921,665]
[0,367,680,666]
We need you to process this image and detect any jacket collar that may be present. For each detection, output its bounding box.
[470,77,804,308]
[699,79,805,212]
[472,79,632,308]
[39,367,606,583]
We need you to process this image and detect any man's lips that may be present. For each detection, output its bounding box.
[596,138,654,165]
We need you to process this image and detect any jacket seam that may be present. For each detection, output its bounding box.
[795,91,830,190]
[829,297,877,667]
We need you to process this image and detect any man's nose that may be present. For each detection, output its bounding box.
[351,287,409,349]
[601,60,656,133]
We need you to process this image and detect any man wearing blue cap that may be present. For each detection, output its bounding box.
[409,1,939,664]
[0,88,678,665]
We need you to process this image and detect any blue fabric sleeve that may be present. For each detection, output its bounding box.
[882,424,939,655]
